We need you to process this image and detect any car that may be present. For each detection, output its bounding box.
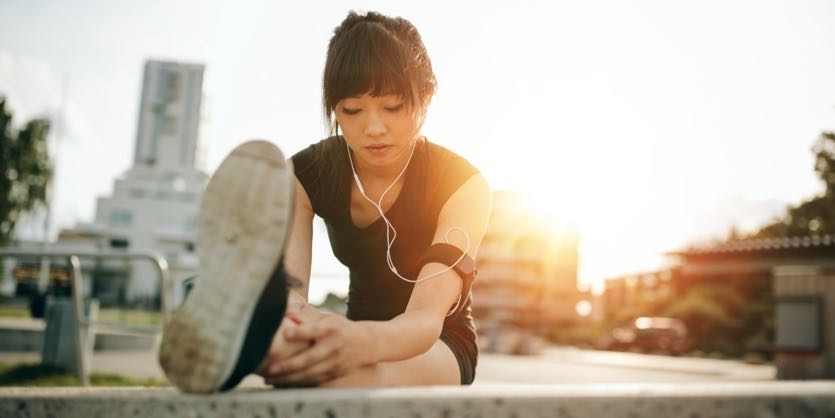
[606,316,689,355]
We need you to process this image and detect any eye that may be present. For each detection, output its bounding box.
[341,107,361,116]
[385,103,404,112]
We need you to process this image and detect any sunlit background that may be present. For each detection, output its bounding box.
[2,0,835,297]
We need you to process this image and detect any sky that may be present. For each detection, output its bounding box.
[1,0,835,293]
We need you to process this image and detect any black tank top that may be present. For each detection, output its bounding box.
[292,136,478,338]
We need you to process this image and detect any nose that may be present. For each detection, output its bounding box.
[364,109,387,137]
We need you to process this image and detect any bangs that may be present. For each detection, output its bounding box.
[323,22,420,117]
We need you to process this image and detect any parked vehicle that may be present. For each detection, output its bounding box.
[606,316,689,355]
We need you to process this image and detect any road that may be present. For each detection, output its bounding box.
[0,345,774,387]
[475,346,774,385]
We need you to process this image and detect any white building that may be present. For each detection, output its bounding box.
[62,60,208,307]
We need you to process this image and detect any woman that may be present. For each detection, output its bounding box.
[159,10,491,393]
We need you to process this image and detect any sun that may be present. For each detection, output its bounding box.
[508,178,648,295]
[523,189,580,235]
[478,138,663,293]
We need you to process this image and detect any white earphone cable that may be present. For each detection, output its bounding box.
[346,137,471,315]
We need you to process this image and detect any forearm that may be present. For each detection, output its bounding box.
[358,309,444,364]
[355,264,464,364]
[287,274,308,300]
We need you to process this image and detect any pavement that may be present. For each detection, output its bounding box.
[475,346,775,384]
[0,345,776,387]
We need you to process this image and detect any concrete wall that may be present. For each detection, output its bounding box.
[2,383,835,418]
[0,319,156,352]
[774,266,835,379]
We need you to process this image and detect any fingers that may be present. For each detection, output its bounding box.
[264,359,343,387]
[262,314,359,386]
[285,310,303,325]
[286,292,327,324]
[263,332,347,385]
[284,313,338,341]
[267,333,337,375]
[255,320,312,376]
[264,362,343,387]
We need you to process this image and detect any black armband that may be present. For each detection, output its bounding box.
[418,243,478,316]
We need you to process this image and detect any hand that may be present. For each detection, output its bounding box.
[286,290,310,317]
[255,293,316,378]
[261,312,371,387]
[254,316,311,378]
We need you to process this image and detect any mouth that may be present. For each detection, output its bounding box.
[365,144,392,154]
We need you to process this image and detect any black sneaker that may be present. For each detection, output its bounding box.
[158,140,294,393]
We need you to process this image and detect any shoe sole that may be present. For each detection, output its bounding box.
[158,140,293,393]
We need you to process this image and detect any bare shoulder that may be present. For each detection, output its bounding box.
[450,173,492,210]
[436,174,492,255]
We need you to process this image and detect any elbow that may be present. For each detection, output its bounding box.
[401,310,447,357]
[420,314,447,353]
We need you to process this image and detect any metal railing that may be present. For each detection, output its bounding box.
[0,249,171,386]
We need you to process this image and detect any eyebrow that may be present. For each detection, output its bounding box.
[345,92,401,99]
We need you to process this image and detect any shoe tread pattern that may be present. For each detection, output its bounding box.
[159,140,292,393]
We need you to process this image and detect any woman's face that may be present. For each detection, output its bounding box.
[335,93,423,170]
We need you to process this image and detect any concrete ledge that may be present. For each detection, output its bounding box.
[2,382,835,418]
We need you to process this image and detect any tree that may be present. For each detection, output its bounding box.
[751,126,835,238]
[814,130,835,198]
[0,96,53,246]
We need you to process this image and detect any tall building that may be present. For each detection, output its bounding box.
[58,60,208,307]
[133,61,204,171]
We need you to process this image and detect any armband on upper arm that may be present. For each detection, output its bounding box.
[417,243,478,316]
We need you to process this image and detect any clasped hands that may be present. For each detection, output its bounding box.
[257,303,371,387]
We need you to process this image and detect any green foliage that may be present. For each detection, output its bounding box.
[0,96,53,246]
[654,113,835,358]
[0,362,168,387]
[0,304,30,318]
[0,362,74,386]
[662,283,737,337]
[97,308,163,326]
[751,129,835,238]
[654,280,771,357]
[744,332,773,357]
[814,131,835,197]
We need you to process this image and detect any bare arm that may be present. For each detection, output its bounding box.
[359,173,492,363]
[283,175,315,303]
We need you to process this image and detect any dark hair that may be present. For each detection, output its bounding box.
[322,11,436,134]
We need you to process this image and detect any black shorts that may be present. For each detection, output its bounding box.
[439,325,478,385]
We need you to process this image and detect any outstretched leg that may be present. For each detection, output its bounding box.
[158,140,294,394]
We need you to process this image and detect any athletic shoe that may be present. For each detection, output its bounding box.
[158,140,294,393]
